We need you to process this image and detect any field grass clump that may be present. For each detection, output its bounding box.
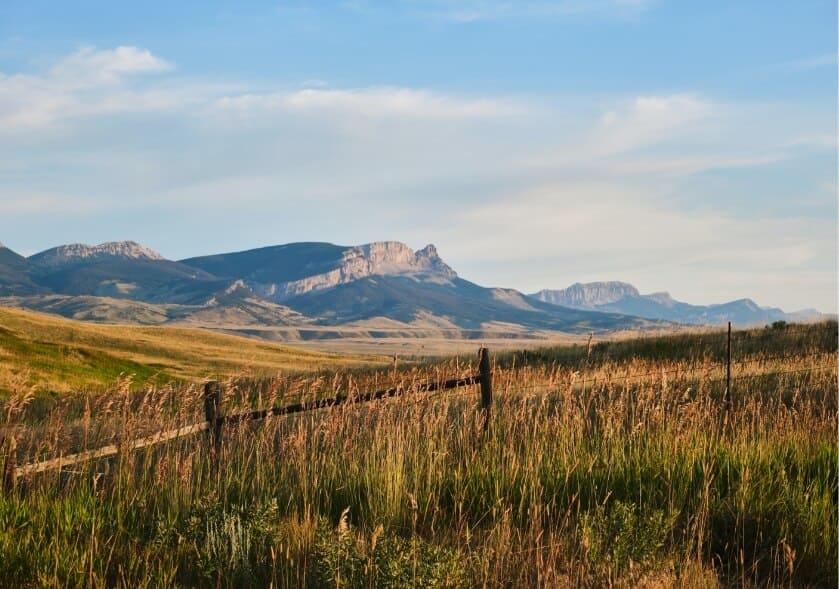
[0,321,836,587]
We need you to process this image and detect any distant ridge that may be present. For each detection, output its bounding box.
[182,241,457,301]
[30,241,166,268]
[536,282,640,307]
[0,242,42,295]
[0,240,823,340]
[529,281,819,326]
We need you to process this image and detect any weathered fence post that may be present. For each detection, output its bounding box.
[204,381,223,464]
[725,321,732,411]
[478,348,493,433]
[719,322,732,436]
[2,435,17,493]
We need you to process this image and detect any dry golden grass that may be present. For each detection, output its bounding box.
[0,321,835,587]
[0,306,385,394]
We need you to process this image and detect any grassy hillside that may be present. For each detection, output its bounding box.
[501,319,838,368]
[0,306,382,396]
[0,324,835,587]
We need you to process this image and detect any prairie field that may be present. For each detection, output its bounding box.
[0,306,383,397]
[0,321,836,587]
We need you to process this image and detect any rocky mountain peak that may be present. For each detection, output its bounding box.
[533,281,640,308]
[342,241,456,279]
[30,240,166,268]
[249,241,458,302]
[417,243,439,259]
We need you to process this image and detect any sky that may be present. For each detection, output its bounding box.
[0,0,836,312]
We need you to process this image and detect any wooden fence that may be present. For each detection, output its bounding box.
[1,348,494,492]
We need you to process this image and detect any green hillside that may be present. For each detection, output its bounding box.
[0,306,382,395]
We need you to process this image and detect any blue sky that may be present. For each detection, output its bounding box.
[0,0,836,312]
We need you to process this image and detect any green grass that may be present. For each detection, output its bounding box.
[0,306,384,397]
[0,322,836,587]
[500,320,838,369]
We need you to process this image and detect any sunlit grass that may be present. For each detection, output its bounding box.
[0,306,383,396]
[0,321,836,587]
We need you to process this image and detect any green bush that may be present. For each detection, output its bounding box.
[314,510,467,588]
[579,500,675,579]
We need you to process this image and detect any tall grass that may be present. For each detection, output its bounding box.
[0,322,836,587]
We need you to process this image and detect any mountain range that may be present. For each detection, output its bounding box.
[530,282,824,326]
[0,240,823,343]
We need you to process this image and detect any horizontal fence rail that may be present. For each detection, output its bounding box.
[13,422,210,477]
[2,348,494,490]
[222,375,480,426]
[2,330,836,493]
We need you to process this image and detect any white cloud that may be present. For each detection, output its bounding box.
[0,46,176,131]
[214,87,520,119]
[519,94,822,182]
[599,153,785,177]
[413,180,835,310]
[0,47,519,133]
[50,46,173,85]
[591,94,715,155]
[438,181,822,264]
[397,0,656,22]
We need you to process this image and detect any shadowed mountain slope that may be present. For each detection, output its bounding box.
[182,241,457,302]
[284,275,649,332]
[0,244,42,295]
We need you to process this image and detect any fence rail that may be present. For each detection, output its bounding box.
[3,325,836,493]
[1,348,494,491]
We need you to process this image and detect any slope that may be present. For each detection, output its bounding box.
[0,306,382,395]
[181,242,350,284]
[285,275,655,333]
[0,244,42,295]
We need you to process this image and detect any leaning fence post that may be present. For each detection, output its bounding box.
[478,348,493,433]
[2,435,17,493]
[204,381,223,464]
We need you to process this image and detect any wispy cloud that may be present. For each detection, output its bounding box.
[213,87,521,119]
[50,46,173,84]
[415,179,835,307]
[0,46,179,131]
[774,52,838,72]
[345,0,656,22]
[522,93,732,172]
[435,0,654,21]
[590,94,715,155]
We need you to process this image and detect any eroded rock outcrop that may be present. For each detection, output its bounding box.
[252,241,457,301]
[30,241,166,267]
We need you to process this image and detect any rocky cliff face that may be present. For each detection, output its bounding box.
[30,241,166,267]
[533,281,640,308]
[253,241,457,301]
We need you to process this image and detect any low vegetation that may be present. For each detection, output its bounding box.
[0,321,836,587]
[0,306,382,397]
